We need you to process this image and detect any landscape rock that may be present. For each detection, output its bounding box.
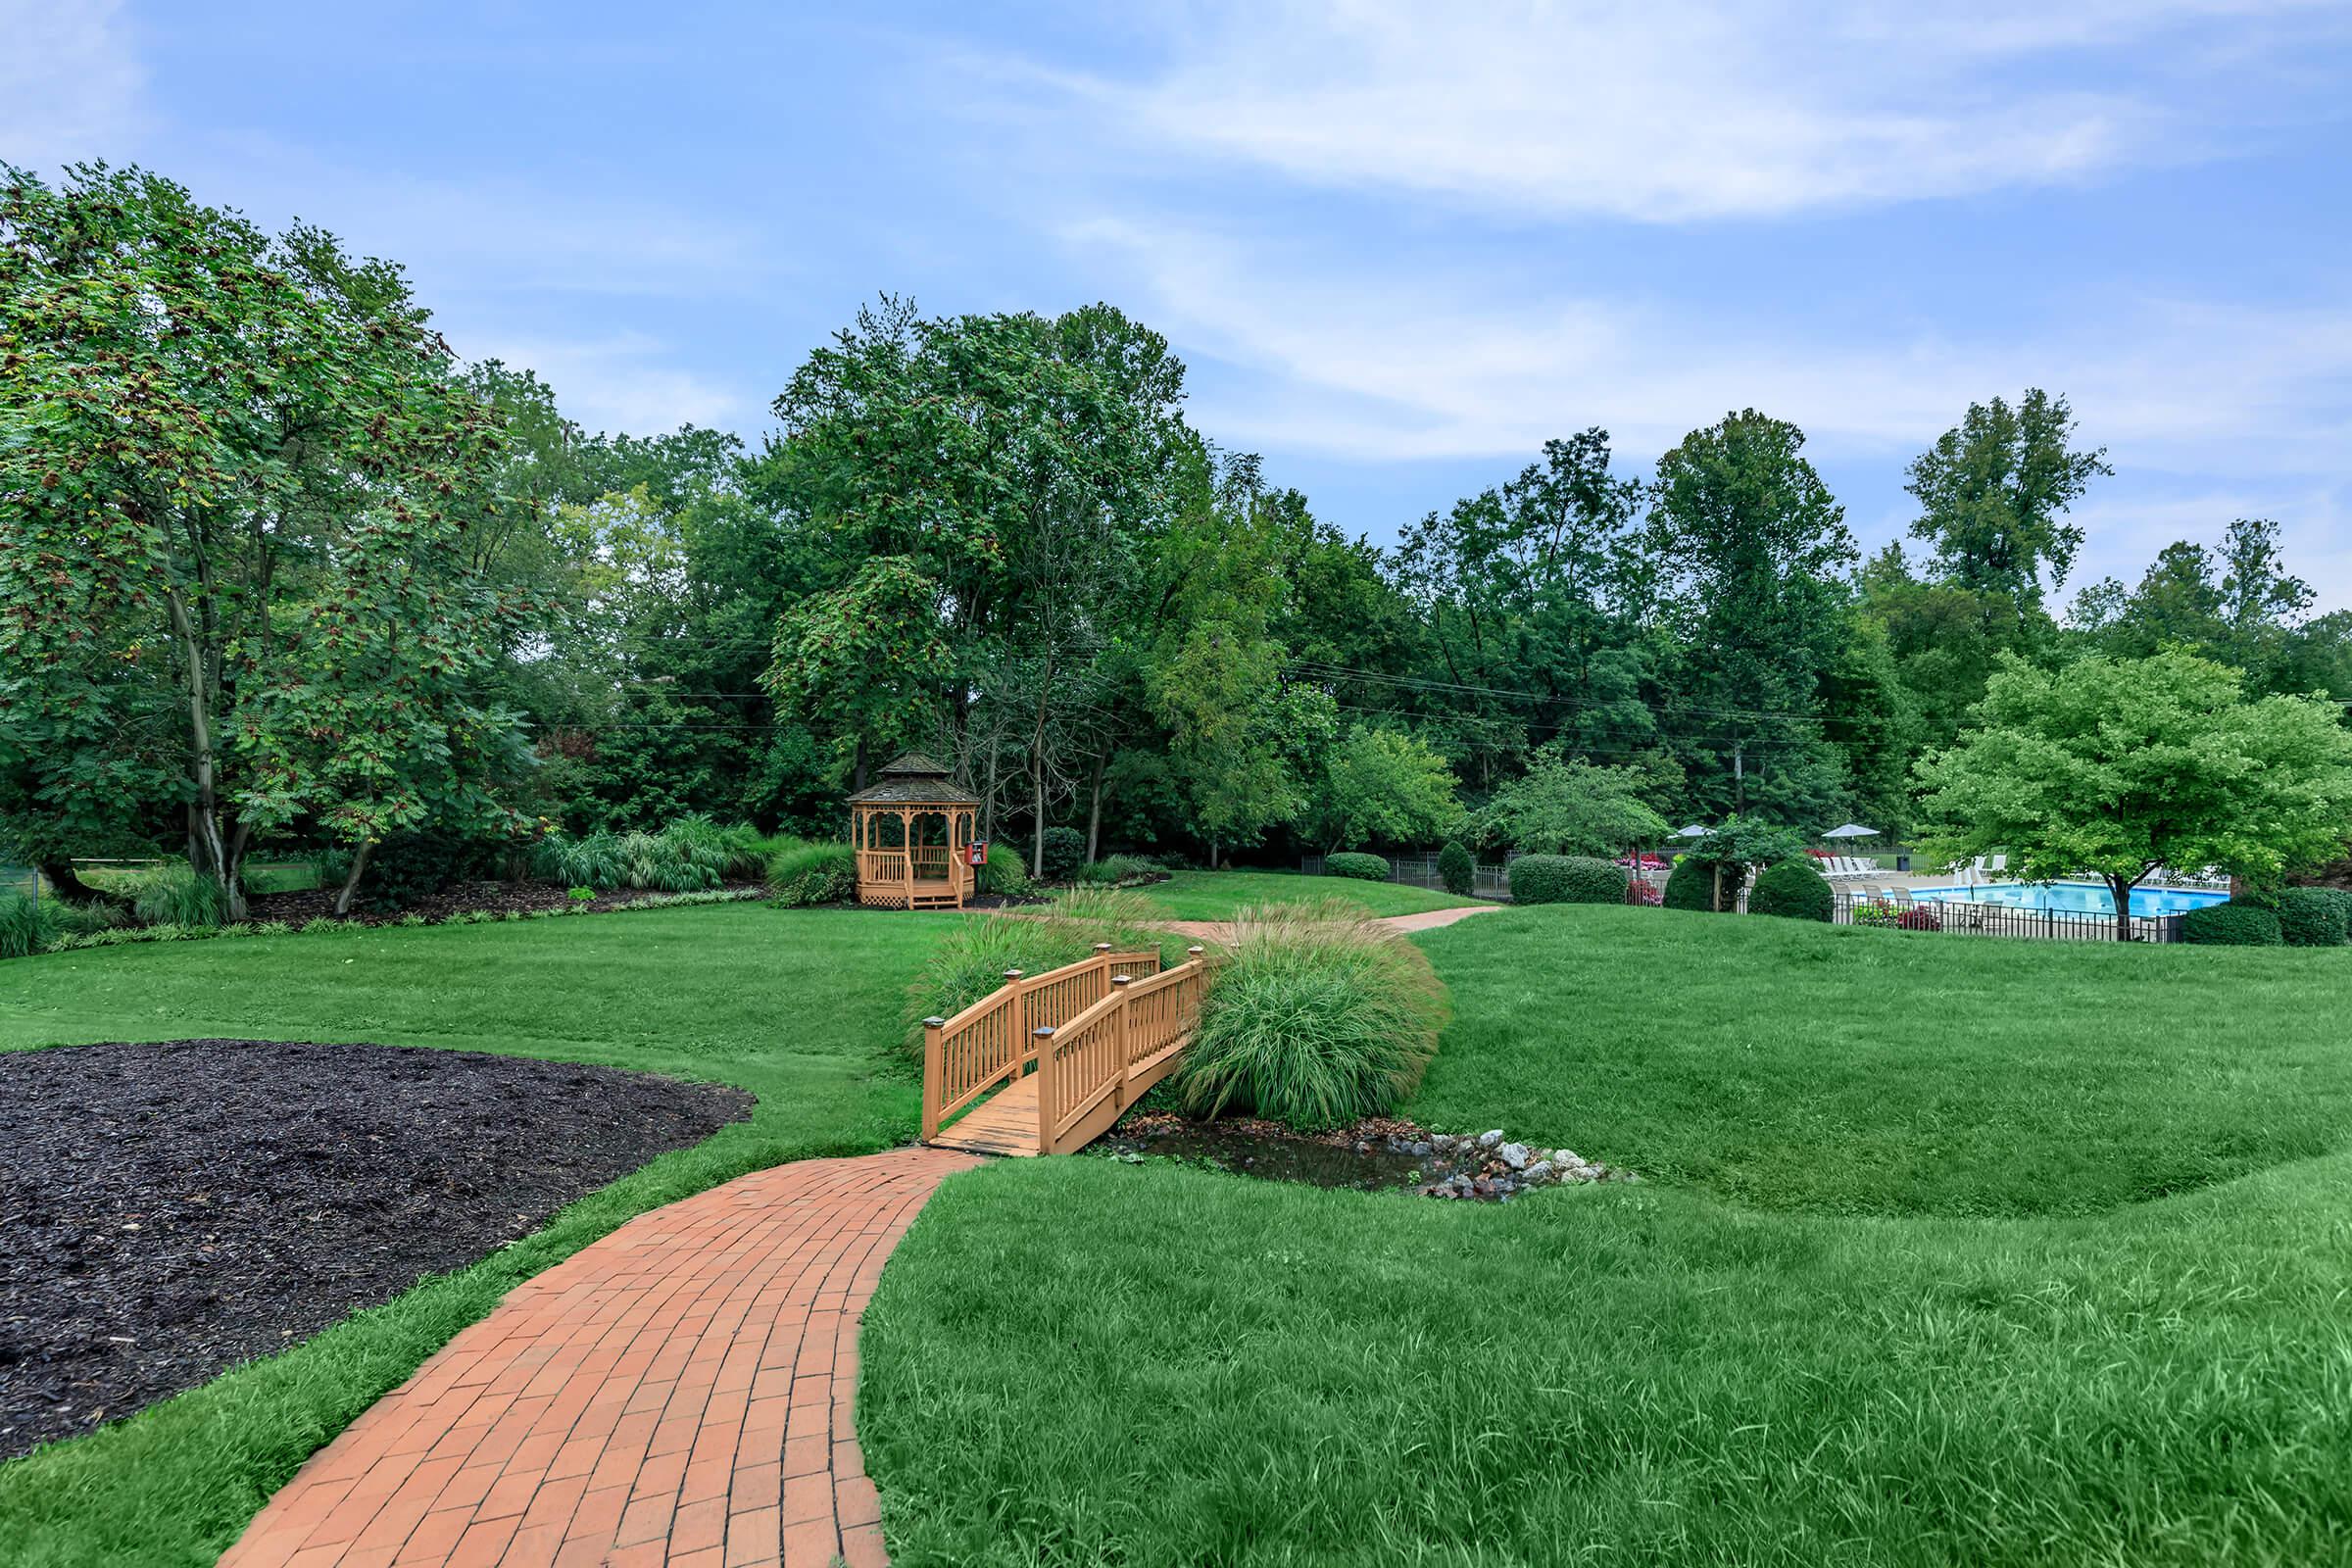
[1498,1142,1530,1169]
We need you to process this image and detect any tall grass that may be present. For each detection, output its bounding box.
[0,890,61,958]
[765,839,856,906]
[1168,900,1446,1130]
[532,816,765,892]
[128,864,225,930]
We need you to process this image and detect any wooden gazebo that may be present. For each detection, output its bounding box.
[849,752,981,909]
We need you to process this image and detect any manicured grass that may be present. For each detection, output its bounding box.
[0,906,942,1568]
[860,906,2352,1566]
[1410,905,2352,1216]
[1140,868,1482,921]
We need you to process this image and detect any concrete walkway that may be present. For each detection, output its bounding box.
[1160,903,1500,947]
[220,1148,978,1568]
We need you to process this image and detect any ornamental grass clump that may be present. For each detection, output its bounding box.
[0,890,60,959]
[1169,900,1446,1132]
[764,840,856,906]
[129,864,225,929]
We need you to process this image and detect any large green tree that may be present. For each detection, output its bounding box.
[1915,650,2352,941]
[1906,388,2109,616]
[0,165,528,915]
[1647,410,1856,823]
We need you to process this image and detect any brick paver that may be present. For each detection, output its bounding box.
[220,1148,979,1568]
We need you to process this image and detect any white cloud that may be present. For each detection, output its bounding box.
[1037,0,2342,221]
[1065,218,2352,478]
[0,1,145,170]
[466,332,748,436]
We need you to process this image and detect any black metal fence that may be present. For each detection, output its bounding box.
[1830,891,2183,943]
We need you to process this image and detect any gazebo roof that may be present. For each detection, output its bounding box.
[846,751,982,807]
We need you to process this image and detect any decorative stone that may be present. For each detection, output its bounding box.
[1497,1142,1530,1169]
[1478,1129,1504,1149]
[1523,1160,1555,1183]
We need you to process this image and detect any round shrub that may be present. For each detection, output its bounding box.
[1438,840,1475,896]
[1169,902,1445,1131]
[1663,857,1732,912]
[1508,854,1625,905]
[2181,903,2283,946]
[2276,887,2351,948]
[764,841,856,906]
[1324,851,1391,882]
[1040,826,1088,882]
[1747,858,1834,922]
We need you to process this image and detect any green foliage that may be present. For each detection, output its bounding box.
[0,890,60,958]
[128,865,225,930]
[1507,854,1625,905]
[1438,841,1476,897]
[1168,902,1446,1130]
[1479,758,1667,856]
[1917,649,2352,938]
[1039,827,1088,882]
[1905,388,2111,612]
[2278,887,2352,948]
[1688,814,1807,872]
[533,817,753,894]
[1323,852,1390,882]
[0,166,531,920]
[1747,858,1834,921]
[1305,724,1460,853]
[975,846,1033,900]
[1071,855,1161,888]
[1663,857,1730,912]
[763,841,856,907]
[2180,904,2284,946]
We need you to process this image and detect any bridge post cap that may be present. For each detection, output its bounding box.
[1111,974,1132,985]
[1187,945,1204,956]
[1032,1025,1054,1038]
[1003,967,1024,979]
[1093,942,1112,952]
[922,1015,947,1027]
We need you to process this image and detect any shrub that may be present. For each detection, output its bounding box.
[2181,903,2283,946]
[535,817,757,895]
[300,916,341,935]
[2276,887,2351,948]
[1324,851,1391,882]
[0,890,61,959]
[1038,827,1089,882]
[1072,855,1162,888]
[976,846,1034,899]
[1747,858,1834,922]
[1663,857,1733,912]
[1897,906,1943,931]
[129,864,225,929]
[1169,901,1445,1131]
[765,840,857,907]
[1626,878,1661,906]
[1438,840,1476,896]
[1508,854,1624,905]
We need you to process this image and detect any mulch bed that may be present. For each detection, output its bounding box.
[0,1040,752,1460]
[244,879,764,927]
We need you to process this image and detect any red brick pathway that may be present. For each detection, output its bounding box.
[220,1147,979,1568]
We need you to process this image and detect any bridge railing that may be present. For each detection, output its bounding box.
[1033,951,1207,1154]
[921,944,1180,1143]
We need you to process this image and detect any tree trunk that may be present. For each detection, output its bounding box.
[981,737,1000,845]
[332,840,374,917]
[167,586,242,919]
[2111,873,2135,944]
[36,859,132,910]
[1085,748,1108,862]
[1029,653,1054,881]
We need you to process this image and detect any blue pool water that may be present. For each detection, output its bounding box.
[1910,882,2229,917]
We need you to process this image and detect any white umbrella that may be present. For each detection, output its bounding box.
[1673,823,1709,838]
[1822,822,1880,839]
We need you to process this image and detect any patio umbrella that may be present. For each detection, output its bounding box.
[1822,823,1880,839]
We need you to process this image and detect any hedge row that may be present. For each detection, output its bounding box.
[1325,852,1392,882]
[1507,855,1625,905]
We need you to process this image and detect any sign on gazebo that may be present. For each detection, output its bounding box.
[848,753,982,909]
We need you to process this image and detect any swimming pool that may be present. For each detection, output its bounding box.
[1910,881,2230,917]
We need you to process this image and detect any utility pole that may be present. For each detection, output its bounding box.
[1733,741,1745,813]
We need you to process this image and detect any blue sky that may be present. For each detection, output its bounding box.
[11,1,2352,608]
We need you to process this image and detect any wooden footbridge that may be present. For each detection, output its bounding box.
[921,943,1208,1156]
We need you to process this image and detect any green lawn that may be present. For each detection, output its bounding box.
[0,906,945,1568]
[860,906,2352,1566]
[1140,867,1482,921]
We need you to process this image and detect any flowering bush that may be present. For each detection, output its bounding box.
[1625,879,1661,906]
[1897,906,1943,932]
[1852,900,1901,927]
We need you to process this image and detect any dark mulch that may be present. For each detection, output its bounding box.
[0,1039,753,1459]
[244,879,763,927]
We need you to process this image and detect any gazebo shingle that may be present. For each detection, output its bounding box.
[846,752,982,806]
